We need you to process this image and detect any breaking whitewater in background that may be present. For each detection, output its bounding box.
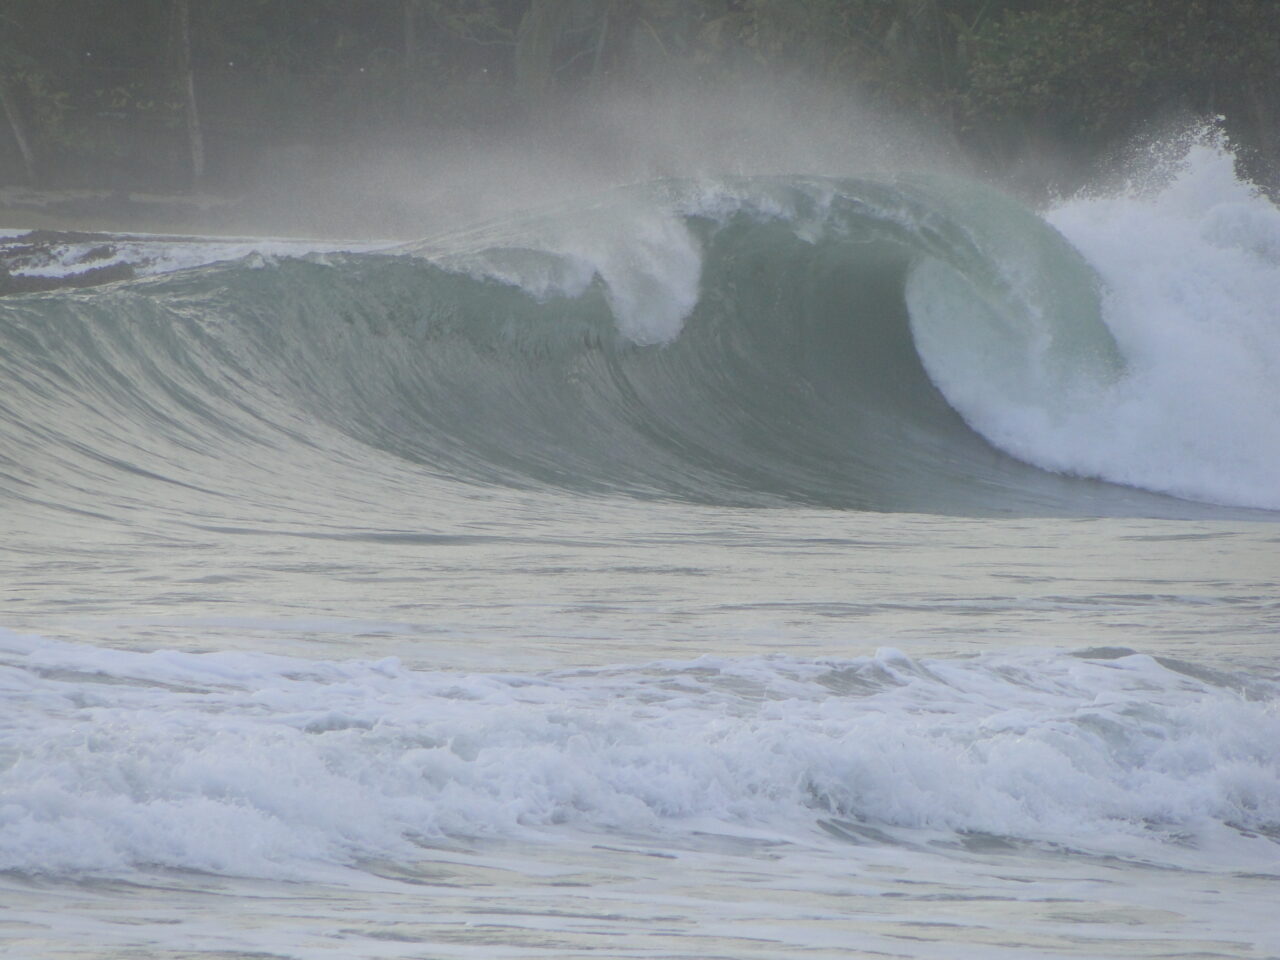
[1,135,1278,959]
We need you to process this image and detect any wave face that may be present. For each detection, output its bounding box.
[2,146,1278,517]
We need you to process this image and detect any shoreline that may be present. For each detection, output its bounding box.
[0,188,405,294]
[0,185,245,237]
[0,227,397,297]
[0,184,413,240]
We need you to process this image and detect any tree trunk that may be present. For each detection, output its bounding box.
[589,2,610,90]
[515,0,572,105]
[403,0,419,123]
[0,74,38,186]
[173,0,204,191]
[1245,81,1280,196]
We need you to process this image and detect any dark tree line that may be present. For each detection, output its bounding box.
[2,0,1278,195]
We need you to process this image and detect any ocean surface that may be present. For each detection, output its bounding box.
[2,141,1278,959]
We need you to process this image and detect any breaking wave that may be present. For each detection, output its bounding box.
[2,141,1278,517]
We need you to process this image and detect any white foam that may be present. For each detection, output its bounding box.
[932,138,1280,510]
[2,627,1276,880]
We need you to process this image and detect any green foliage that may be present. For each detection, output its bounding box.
[957,0,1280,175]
[0,0,1277,192]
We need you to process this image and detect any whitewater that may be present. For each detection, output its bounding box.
[1,140,1278,960]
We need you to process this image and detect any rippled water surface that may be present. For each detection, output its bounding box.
[3,144,1278,959]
